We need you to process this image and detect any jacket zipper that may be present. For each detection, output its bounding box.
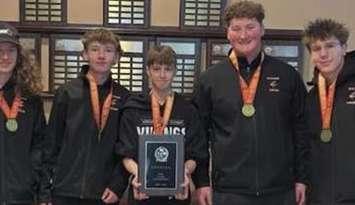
[80,130,94,198]
[252,116,260,196]
[330,105,337,204]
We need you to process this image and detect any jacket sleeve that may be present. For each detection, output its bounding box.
[116,108,139,161]
[107,102,131,198]
[291,72,311,185]
[185,104,209,178]
[191,74,211,188]
[107,155,130,198]
[31,96,51,203]
[44,87,68,195]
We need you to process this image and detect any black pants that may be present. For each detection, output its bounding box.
[52,196,108,205]
[213,190,296,205]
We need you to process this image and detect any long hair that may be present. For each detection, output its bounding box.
[13,47,42,95]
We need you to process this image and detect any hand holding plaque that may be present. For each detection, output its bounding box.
[174,170,190,200]
[131,175,149,200]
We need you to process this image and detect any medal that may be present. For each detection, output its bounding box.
[242,104,255,117]
[86,72,113,141]
[0,91,22,133]
[318,74,336,143]
[229,50,264,118]
[151,91,174,135]
[320,129,332,143]
[6,119,18,132]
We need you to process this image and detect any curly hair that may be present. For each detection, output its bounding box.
[223,0,265,27]
[13,47,42,95]
[82,28,123,54]
[303,18,349,50]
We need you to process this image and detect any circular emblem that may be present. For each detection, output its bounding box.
[154,146,169,162]
[6,119,18,132]
[242,104,255,117]
[320,129,332,143]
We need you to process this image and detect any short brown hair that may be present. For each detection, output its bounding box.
[223,0,265,27]
[147,45,176,68]
[82,28,123,54]
[303,18,349,50]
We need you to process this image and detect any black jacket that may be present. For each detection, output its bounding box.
[0,79,49,204]
[307,51,355,204]
[116,91,208,166]
[192,54,310,195]
[116,92,208,205]
[46,65,130,199]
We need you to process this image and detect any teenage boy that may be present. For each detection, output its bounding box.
[192,1,310,205]
[303,18,355,205]
[47,29,130,205]
[0,22,50,205]
[117,45,208,205]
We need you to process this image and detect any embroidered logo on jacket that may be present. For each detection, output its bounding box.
[346,87,355,104]
[137,117,185,135]
[18,97,26,114]
[137,126,186,135]
[266,76,280,92]
[110,95,121,111]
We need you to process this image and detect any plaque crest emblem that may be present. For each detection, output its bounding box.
[154,146,169,162]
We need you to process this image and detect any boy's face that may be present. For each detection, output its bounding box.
[83,41,118,75]
[310,36,346,77]
[0,42,18,75]
[227,17,264,60]
[147,63,175,93]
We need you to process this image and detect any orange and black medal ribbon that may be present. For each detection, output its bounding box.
[86,73,113,141]
[151,92,174,135]
[229,50,264,117]
[0,91,22,132]
[318,74,336,143]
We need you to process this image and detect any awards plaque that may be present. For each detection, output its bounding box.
[138,134,184,196]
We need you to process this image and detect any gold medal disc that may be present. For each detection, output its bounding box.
[242,104,255,117]
[320,129,332,143]
[6,119,18,132]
